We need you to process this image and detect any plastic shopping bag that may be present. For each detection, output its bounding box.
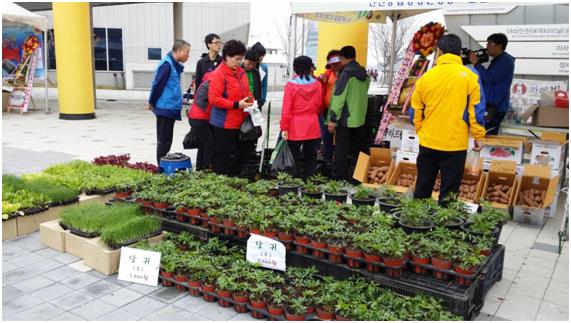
[465,149,481,176]
[270,139,295,174]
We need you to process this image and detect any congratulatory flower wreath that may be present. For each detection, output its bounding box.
[412,22,446,57]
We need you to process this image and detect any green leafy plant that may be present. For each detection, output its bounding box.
[100,216,161,248]
[353,186,375,199]
[277,172,303,187]
[287,297,308,315]
[324,180,347,195]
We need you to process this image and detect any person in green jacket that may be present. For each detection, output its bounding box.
[327,45,371,180]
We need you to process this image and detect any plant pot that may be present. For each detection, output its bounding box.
[454,266,477,286]
[285,311,305,321]
[236,226,250,239]
[432,257,453,280]
[200,213,210,228]
[328,245,345,264]
[278,231,293,242]
[350,194,377,207]
[294,235,310,254]
[263,230,278,239]
[187,208,202,216]
[232,293,249,313]
[217,290,232,307]
[383,256,405,277]
[364,253,382,272]
[335,310,351,321]
[306,306,315,315]
[154,202,170,209]
[311,240,327,258]
[277,184,301,196]
[301,189,323,199]
[250,299,267,309]
[377,197,399,213]
[324,191,348,203]
[317,307,335,320]
[443,217,465,230]
[209,217,221,234]
[201,283,216,302]
[480,249,492,257]
[268,304,285,316]
[174,274,187,291]
[411,255,430,275]
[187,279,201,297]
[115,191,131,199]
[398,218,434,234]
[160,271,174,287]
[142,201,154,213]
[176,212,189,223]
[345,248,363,268]
[223,219,235,236]
[250,228,261,235]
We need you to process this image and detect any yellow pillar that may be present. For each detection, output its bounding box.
[53,2,95,119]
[316,21,369,75]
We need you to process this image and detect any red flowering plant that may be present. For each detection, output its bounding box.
[22,35,40,56]
[412,22,446,58]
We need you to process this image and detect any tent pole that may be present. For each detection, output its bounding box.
[288,14,297,79]
[44,30,49,113]
[387,11,398,91]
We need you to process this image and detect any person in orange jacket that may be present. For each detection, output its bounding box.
[317,50,342,162]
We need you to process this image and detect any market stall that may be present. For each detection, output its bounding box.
[2,2,49,113]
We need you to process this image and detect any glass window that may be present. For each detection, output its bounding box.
[93,28,107,71]
[107,28,123,71]
[148,48,161,60]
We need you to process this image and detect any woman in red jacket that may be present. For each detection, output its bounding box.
[280,56,323,178]
[208,40,253,175]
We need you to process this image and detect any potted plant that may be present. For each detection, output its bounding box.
[326,230,347,264]
[350,186,376,207]
[301,181,323,199]
[408,233,432,275]
[285,297,307,321]
[249,283,269,319]
[276,173,303,196]
[379,229,407,277]
[231,281,250,313]
[160,254,176,287]
[344,231,363,269]
[454,247,486,286]
[267,288,287,317]
[433,207,464,230]
[324,180,349,203]
[397,198,435,234]
[353,231,383,273]
[215,274,234,307]
[428,228,458,280]
[316,288,337,320]
[376,185,400,213]
[200,265,219,302]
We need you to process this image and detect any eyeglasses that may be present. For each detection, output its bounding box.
[211,40,222,45]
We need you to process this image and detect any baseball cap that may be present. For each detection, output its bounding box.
[326,55,341,68]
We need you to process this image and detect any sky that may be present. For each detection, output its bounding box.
[248,1,446,68]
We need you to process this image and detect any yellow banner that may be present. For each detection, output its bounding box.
[302,11,387,24]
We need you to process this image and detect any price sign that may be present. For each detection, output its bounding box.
[246,234,286,271]
[118,247,161,286]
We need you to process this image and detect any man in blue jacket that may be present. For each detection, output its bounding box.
[470,33,515,135]
[147,40,191,167]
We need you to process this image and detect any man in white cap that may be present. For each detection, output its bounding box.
[318,50,342,162]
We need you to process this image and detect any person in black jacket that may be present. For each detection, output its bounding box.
[193,33,223,91]
[240,49,263,168]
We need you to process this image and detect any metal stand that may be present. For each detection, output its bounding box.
[559,186,568,254]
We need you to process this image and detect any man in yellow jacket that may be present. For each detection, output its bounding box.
[411,34,485,204]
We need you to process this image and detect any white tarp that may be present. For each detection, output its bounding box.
[2,2,48,31]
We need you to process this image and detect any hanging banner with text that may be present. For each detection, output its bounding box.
[246,234,286,271]
[118,247,161,286]
[510,78,568,109]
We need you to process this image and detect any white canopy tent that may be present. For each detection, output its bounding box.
[2,2,49,113]
[288,1,556,89]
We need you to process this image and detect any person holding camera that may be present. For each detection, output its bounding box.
[470,33,515,135]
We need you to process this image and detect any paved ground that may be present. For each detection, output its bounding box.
[2,88,569,321]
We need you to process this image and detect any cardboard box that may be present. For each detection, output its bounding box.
[522,104,569,128]
[64,231,96,258]
[512,165,559,225]
[40,220,67,252]
[400,129,419,152]
[2,218,18,241]
[2,91,10,112]
[481,136,524,163]
[531,133,567,170]
[83,233,165,275]
[396,149,418,165]
[353,148,394,188]
[481,160,518,209]
[431,161,485,203]
[388,162,417,193]
[17,207,62,236]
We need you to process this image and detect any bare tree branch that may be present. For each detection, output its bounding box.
[369,17,417,85]
[274,17,307,68]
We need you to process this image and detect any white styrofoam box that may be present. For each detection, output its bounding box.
[396,150,418,165]
[400,129,419,153]
[513,206,545,225]
[531,140,565,170]
[544,190,560,218]
[481,145,524,164]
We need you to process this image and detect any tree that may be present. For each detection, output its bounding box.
[369,17,417,86]
[274,16,309,70]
